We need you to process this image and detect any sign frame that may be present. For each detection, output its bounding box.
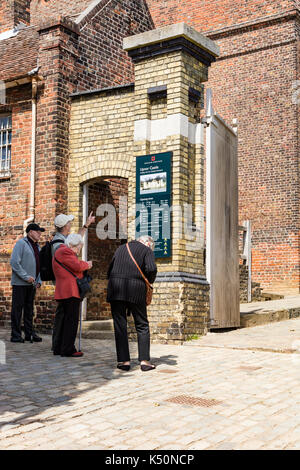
[135,151,172,258]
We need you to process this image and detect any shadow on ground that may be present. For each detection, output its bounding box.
[0,330,178,430]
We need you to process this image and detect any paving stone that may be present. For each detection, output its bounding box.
[1,323,300,450]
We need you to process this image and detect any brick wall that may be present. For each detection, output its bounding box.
[68,86,135,225]
[146,0,296,32]
[31,20,81,330]
[35,20,80,226]
[14,0,31,26]
[0,84,33,327]
[0,18,81,330]
[30,0,92,25]
[76,0,154,90]
[0,2,14,32]
[0,0,30,32]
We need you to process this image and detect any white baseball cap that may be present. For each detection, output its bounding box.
[54,214,75,228]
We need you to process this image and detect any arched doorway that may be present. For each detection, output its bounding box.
[83,176,128,321]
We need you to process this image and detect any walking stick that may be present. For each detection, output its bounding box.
[78,303,83,352]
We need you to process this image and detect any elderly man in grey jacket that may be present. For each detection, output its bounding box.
[10,223,44,343]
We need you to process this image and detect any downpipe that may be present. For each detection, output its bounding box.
[23,75,38,235]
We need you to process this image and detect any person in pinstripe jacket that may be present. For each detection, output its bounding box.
[107,236,157,372]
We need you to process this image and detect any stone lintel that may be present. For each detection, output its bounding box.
[123,23,220,65]
[147,85,167,100]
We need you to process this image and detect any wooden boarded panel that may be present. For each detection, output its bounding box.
[206,113,239,328]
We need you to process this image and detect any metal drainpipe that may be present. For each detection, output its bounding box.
[23,76,38,235]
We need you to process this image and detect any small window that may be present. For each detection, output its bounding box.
[0,115,12,177]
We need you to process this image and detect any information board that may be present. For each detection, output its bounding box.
[136,152,172,258]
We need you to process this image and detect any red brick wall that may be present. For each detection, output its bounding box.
[30,0,92,26]
[32,22,81,330]
[35,21,79,228]
[146,0,296,32]
[14,0,30,26]
[0,84,33,327]
[0,2,14,32]
[0,20,80,330]
[76,0,154,90]
[0,0,30,32]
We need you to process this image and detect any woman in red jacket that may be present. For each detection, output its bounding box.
[52,233,92,357]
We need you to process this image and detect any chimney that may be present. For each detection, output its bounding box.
[0,1,30,33]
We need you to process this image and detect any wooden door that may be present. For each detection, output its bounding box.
[206,105,240,328]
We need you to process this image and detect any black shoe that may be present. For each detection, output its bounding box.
[25,335,42,343]
[117,363,131,371]
[140,364,156,371]
[11,337,24,343]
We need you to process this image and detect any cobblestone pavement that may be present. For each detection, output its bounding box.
[1,319,300,450]
[189,317,300,353]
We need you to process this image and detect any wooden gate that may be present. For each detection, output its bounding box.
[206,93,240,328]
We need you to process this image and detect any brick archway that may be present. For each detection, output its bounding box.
[84,176,128,321]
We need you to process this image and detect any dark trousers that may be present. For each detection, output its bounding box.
[11,285,36,340]
[51,302,64,353]
[57,297,81,356]
[110,300,150,362]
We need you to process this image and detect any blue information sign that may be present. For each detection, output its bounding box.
[136,152,172,258]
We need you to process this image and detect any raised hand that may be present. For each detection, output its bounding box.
[85,211,95,227]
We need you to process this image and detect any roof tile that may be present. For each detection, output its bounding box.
[0,26,39,82]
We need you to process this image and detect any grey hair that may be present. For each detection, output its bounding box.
[137,235,155,251]
[65,233,84,248]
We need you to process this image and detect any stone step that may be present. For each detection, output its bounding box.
[240,302,300,328]
[81,320,114,332]
[80,330,115,340]
[80,320,115,340]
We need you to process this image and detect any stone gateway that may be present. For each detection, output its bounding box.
[69,24,220,343]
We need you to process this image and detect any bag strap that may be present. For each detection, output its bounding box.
[50,239,64,246]
[126,243,153,289]
[54,256,79,280]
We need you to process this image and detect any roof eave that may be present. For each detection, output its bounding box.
[75,0,101,24]
[3,72,42,90]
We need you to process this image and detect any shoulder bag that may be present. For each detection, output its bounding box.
[126,243,153,306]
[54,257,92,301]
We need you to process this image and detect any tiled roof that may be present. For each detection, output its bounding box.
[0,26,39,82]
[30,0,94,25]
